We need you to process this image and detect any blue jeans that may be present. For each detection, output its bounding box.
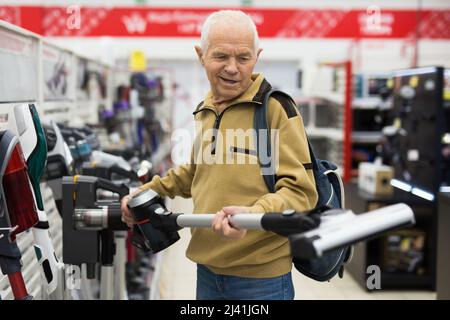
[196,264,295,300]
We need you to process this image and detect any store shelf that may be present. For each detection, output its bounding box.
[352,131,383,143]
[352,97,381,109]
[313,92,344,105]
[345,182,437,291]
[307,127,344,140]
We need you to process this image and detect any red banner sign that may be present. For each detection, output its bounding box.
[0,6,449,39]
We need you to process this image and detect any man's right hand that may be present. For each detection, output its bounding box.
[121,194,136,228]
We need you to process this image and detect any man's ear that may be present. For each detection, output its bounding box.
[194,46,204,66]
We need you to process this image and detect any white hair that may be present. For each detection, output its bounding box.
[200,10,259,53]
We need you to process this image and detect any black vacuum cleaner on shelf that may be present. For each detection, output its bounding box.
[61,175,154,300]
[62,175,129,300]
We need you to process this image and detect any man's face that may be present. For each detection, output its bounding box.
[196,24,262,103]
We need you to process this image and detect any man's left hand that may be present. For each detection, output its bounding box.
[212,206,250,240]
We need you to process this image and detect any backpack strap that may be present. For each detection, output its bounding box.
[254,89,276,193]
[254,89,317,193]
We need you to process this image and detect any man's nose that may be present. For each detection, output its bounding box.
[224,58,238,75]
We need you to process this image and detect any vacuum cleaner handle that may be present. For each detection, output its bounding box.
[95,177,129,199]
[109,165,139,181]
[175,210,321,236]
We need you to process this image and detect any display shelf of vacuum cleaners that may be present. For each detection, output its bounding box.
[344,182,436,290]
[347,65,447,290]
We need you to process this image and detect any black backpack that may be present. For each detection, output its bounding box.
[253,89,352,282]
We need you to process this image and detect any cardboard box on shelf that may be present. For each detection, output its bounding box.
[358,162,393,195]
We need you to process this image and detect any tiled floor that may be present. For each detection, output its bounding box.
[158,197,436,300]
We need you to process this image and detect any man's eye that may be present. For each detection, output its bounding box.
[215,55,227,60]
[239,57,250,62]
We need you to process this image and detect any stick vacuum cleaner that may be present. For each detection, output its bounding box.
[62,175,129,300]
[0,130,37,300]
[127,189,415,276]
[7,104,66,299]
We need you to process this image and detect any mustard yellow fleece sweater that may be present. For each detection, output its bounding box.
[139,73,318,278]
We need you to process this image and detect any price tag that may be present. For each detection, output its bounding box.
[409,75,419,88]
[129,50,147,72]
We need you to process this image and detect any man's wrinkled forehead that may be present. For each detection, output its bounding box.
[207,24,256,53]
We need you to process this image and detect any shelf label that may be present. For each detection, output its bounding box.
[409,75,419,88]
[129,50,146,72]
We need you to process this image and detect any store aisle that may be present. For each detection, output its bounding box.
[158,197,197,299]
[158,197,436,300]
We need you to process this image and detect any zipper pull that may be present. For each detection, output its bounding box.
[211,115,222,155]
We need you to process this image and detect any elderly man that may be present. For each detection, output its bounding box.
[121,10,317,300]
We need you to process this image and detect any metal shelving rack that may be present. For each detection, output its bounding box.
[0,20,113,300]
[302,60,353,182]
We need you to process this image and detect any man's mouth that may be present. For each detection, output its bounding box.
[219,76,239,85]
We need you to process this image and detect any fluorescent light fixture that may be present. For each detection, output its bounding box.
[411,187,435,201]
[440,186,450,193]
[390,179,412,192]
[394,67,438,77]
[390,179,435,201]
